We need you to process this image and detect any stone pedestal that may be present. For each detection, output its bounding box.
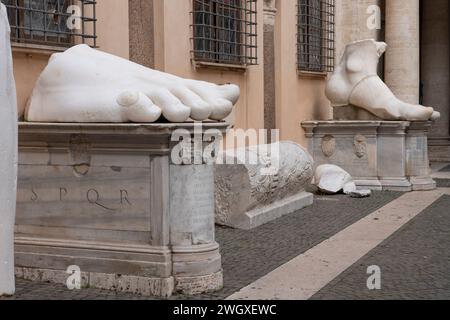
[302,121,435,192]
[15,122,227,297]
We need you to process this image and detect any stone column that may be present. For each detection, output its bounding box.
[421,0,450,161]
[263,0,277,137]
[129,0,155,68]
[385,0,420,104]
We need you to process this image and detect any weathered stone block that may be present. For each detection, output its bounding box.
[15,122,227,297]
[215,142,314,229]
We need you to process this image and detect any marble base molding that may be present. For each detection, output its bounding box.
[15,122,228,297]
[302,120,436,192]
[16,266,175,297]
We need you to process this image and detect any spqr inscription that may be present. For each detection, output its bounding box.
[25,187,133,212]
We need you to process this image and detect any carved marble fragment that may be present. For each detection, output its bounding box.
[215,142,314,229]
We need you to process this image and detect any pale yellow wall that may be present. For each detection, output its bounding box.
[274,0,332,146]
[12,0,129,116]
[12,52,49,117]
[153,0,265,133]
[95,0,129,59]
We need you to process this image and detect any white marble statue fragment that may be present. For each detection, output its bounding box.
[215,141,314,229]
[26,44,240,123]
[0,3,18,296]
[326,39,440,121]
[314,164,370,197]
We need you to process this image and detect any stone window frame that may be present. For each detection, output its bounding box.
[2,0,97,50]
[191,0,258,69]
[297,0,335,75]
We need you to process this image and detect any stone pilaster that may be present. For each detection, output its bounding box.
[263,0,277,137]
[385,0,420,104]
[301,120,436,192]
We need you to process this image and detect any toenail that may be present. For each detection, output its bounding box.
[117,91,139,107]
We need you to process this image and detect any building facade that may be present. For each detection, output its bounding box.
[3,0,449,159]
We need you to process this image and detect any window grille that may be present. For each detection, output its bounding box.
[1,0,97,47]
[297,0,334,73]
[192,0,257,66]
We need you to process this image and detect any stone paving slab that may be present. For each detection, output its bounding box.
[1,191,402,300]
[311,195,450,300]
[228,189,446,300]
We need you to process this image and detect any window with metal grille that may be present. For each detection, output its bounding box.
[1,0,96,48]
[191,0,257,67]
[297,0,334,73]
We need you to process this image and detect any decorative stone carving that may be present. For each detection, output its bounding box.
[326,39,440,121]
[321,135,336,158]
[0,3,18,297]
[353,134,367,158]
[215,141,314,229]
[26,44,240,123]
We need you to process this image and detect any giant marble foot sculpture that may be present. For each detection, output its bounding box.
[325,39,440,121]
[26,44,240,123]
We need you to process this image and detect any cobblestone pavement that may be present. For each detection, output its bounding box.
[312,195,450,300]
[1,191,402,300]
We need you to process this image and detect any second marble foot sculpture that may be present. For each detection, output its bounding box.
[26,44,240,123]
[326,39,440,121]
